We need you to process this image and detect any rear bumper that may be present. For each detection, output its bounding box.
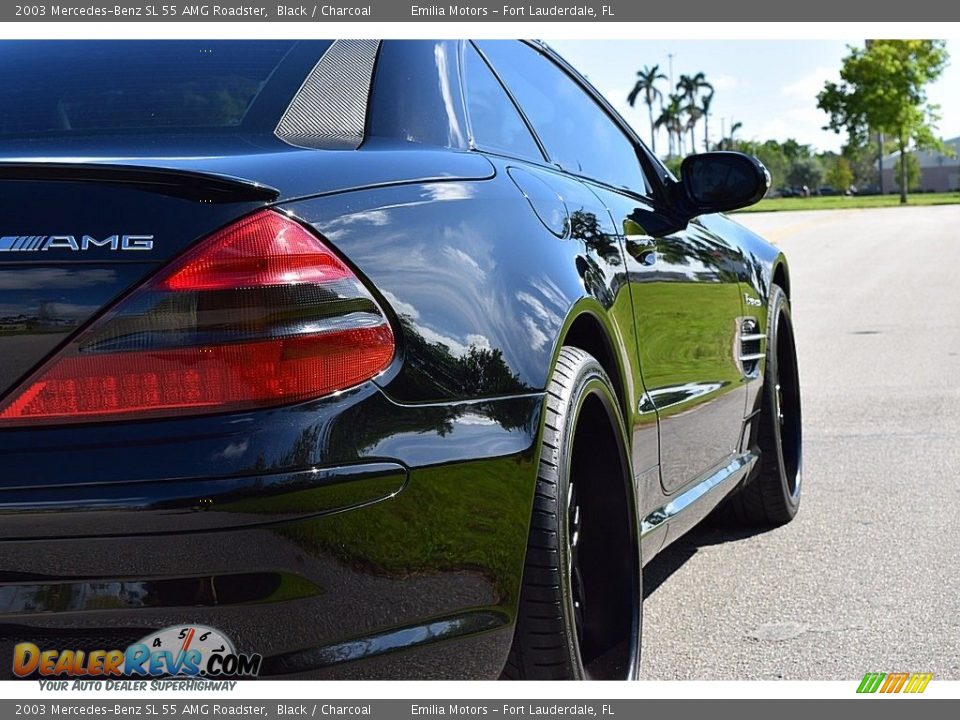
[0,510,512,679]
[0,387,543,679]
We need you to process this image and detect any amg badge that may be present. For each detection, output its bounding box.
[0,235,154,252]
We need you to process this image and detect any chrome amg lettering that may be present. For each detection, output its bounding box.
[0,235,155,252]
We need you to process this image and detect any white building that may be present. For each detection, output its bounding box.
[880,136,960,193]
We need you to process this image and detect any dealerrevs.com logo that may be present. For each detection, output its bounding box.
[13,625,261,679]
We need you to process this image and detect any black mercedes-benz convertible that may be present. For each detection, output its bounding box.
[0,40,801,680]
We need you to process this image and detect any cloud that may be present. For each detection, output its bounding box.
[780,65,840,101]
[742,66,844,150]
[380,290,419,320]
[750,104,840,151]
[709,74,741,91]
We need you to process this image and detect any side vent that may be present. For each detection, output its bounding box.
[738,317,766,377]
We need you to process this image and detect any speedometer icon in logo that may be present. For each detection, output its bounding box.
[126,624,261,677]
[139,625,236,663]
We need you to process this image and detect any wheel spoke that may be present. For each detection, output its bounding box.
[568,482,585,644]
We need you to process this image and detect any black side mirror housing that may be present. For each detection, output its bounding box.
[680,151,770,215]
[629,151,770,239]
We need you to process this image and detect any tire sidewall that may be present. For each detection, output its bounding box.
[551,357,641,680]
[765,286,802,512]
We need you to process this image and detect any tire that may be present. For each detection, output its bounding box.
[502,347,641,680]
[722,283,802,526]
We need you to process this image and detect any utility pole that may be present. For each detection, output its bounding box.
[667,53,675,158]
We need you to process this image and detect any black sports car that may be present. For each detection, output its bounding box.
[0,40,801,680]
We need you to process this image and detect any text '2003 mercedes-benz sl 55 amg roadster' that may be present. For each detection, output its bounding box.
[0,40,801,680]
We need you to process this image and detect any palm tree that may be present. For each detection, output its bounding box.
[700,91,715,152]
[676,72,713,155]
[729,120,742,149]
[656,94,686,158]
[654,109,673,157]
[685,103,703,154]
[627,64,668,155]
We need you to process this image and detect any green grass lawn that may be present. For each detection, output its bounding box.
[736,191,960,213]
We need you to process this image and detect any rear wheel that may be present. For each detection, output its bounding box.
[723,284,802,526]
[502,347,641,680]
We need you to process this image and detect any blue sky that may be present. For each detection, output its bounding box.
[550,40,960,154]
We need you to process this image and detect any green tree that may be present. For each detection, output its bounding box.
[787,156,824,191]
[781,138,814,163]
[893,152,922,192]
[627,64,668,155]
[841,140,884,189]
[663,155,684,178]
[825,155,854,191]
[761,141,788,188]
[738,139,787,190]
[817,40,949,204]
[717,120,743,151]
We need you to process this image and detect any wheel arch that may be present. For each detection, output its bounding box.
[551,299,633,432]
[772,257,791,299]
[547,300,644,593]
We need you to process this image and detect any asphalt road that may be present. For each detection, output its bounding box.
[640,205,960,680]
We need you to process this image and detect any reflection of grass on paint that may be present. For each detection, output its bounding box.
[631,282,744,387]
[276,457,533,603]
[737,192,960,213]
[260,573,324,604]
[628,281,749,420]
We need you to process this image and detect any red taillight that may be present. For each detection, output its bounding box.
[0,210,395,426]
[157,210,353,291]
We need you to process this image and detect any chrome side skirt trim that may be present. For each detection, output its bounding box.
[641,452,756,537]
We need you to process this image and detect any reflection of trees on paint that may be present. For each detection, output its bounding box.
[394,314,530,401]
[570,209,621,267]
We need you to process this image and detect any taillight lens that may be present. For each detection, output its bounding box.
[0,210,394,426]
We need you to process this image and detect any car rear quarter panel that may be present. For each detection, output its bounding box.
[282,162,635,408]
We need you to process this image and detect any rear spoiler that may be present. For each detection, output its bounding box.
[0,162,280,203]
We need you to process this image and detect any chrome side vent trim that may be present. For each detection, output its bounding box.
[738,317,765,377]
[275,39,381,150]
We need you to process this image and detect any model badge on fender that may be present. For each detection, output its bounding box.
[0,235,154,252]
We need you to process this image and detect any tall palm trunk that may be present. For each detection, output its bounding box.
[648,104,656,154]
[703,115,710,152]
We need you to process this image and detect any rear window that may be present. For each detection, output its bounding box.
[0,41,317,137]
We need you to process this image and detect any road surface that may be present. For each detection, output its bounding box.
[641,205,960,680]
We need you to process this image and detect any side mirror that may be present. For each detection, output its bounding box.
[680,152,770,214]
